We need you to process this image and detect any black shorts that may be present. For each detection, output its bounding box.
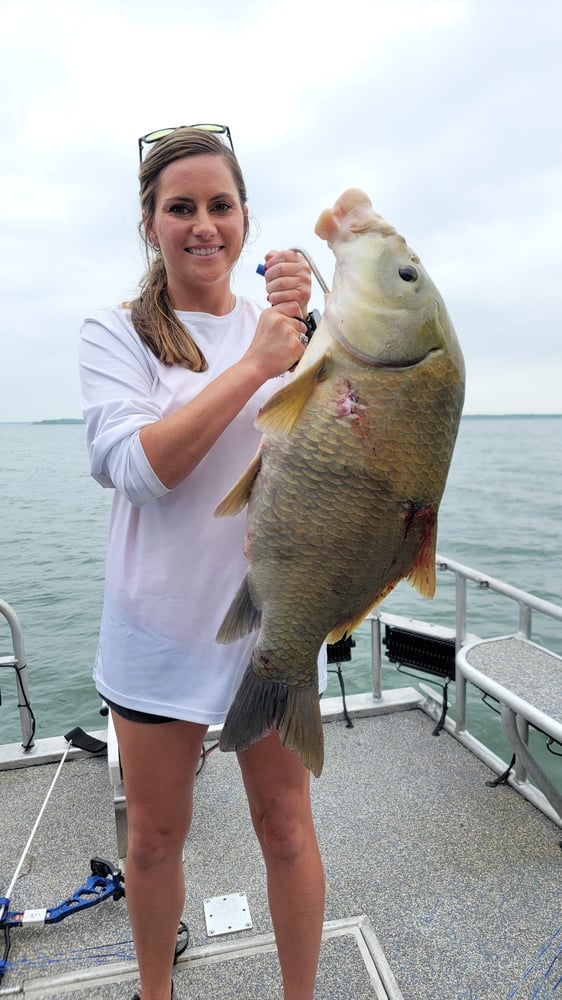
[104,697,176,725]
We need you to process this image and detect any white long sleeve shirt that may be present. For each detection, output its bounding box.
[80,299,326,723]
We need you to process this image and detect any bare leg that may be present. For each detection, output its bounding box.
[237,730,325,1000]
[112,713,207,1000]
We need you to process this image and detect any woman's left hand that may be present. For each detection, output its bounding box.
[263,249,311,319]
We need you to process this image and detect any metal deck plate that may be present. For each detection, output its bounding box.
[203,892,253,936]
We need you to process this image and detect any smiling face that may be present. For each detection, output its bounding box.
[144,154,248,311]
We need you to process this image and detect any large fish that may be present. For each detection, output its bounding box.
[215,188,465,776]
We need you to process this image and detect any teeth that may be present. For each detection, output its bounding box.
[187,247,221,256]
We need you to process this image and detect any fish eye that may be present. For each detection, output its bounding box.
[399,265,418,282]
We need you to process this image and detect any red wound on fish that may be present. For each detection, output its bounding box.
[401,500,435,539]
[332,381,366,423]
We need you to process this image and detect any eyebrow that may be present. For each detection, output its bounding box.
[166,191,234,201]
[161,192,236,203]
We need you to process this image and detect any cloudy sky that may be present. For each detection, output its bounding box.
[1,0,561,421]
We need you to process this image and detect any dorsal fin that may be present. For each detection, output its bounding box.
[406,516,438,598]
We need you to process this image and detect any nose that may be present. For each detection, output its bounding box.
[191,210,217,238]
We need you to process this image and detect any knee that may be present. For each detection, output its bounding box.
[254,797,313,864]
[127,816,187,872]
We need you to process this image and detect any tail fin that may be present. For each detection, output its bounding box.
[219,664,324,777]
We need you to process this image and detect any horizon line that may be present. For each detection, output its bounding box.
[1,413,562,425]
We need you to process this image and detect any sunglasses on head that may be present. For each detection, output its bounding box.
[138,123,234,163]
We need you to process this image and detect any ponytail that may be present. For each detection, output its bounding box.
[128,256,208,371]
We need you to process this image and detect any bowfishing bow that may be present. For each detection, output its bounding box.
[0,857,188,986]
[0,857,125,985]
[0,728,122,986]
[0,728,189,987]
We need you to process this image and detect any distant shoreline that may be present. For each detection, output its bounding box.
[0,419,85,425]
[31,418,85,425]
[0,414,560,426]
[461,413,562,420]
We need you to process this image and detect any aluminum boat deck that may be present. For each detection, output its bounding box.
[1,703,560,1000]
[2,556,562,999]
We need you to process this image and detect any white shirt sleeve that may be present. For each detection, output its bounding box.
[79,309,170,506]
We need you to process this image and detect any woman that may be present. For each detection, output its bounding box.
[79,126,326,1000]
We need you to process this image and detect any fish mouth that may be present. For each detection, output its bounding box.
[333,328,441,368]
[371,347,441,369]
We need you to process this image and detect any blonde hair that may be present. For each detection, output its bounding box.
[128,128,249,371]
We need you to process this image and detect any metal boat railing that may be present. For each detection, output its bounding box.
[436,554,562,743]
[0,599,35,750]
[435,552,562,646]
[370,553,562,826]
[371,552,562,692]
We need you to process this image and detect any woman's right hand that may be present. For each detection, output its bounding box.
[138,303,308,491]
[245,304,308,379]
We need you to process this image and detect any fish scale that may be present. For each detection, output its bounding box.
[215,188,464,776]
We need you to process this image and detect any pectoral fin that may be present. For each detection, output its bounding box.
[255,354,331,435]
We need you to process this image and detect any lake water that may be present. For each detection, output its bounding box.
[1,417,561,789]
